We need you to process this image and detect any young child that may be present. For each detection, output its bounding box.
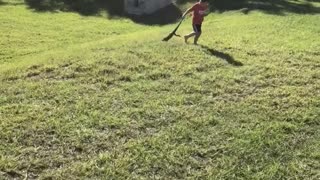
[183,0,209,45]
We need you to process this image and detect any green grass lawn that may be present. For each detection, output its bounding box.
[1,0,320,179]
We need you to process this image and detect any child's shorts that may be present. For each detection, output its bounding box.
[193,24,202,33]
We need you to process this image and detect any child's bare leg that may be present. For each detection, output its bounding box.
[184,32,196,43]
[194,32,202,45]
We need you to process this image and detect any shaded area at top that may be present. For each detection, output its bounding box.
[176,0,320,15]
[23,0,182,25]
[0,0,7,5]
[15,0,320,25]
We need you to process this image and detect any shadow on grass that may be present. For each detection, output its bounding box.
[21,0,320,25]
[0,0,7,5]
[177,0,320,15]
[22,0,320,26]
[129,4,182,25]
[24,0,124,15]
[0,0,25,6]
[200,45,243,66]
[24,0,182,25]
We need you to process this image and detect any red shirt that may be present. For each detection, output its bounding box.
[191,3,207,25]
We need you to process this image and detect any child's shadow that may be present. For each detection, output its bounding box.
[200,45,243,66]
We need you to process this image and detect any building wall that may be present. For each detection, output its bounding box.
[125,0,172,15]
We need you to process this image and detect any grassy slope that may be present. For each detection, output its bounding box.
[1,0,320,179]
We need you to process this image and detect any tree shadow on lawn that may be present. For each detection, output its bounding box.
[0,0,25,6]
[24,0,182,25]
[200,45,243,66]
[129,4,182,25]
[22,0,320,26]
[21,0,320,25]
[0,0,7,5]
[177,0,320,15]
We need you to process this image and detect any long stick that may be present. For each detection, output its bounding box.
[162,16,185,42]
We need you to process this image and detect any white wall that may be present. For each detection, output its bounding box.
[125,0,172,15]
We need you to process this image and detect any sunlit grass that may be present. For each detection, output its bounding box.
[0,0,319,179]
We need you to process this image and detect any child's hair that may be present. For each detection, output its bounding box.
[200,0,209,2]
